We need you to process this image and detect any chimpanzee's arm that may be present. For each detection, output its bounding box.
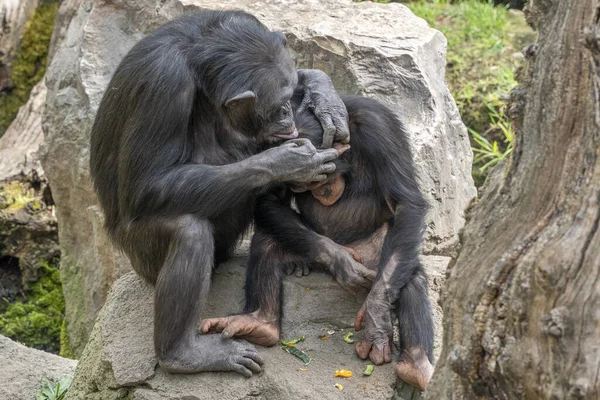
[350,97,429,364]
[255,190,374,291]
[254,190,326,259]
[295,70,350,148]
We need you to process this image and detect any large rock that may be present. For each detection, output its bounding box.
[41,0,476,355]
[0,79,46,180]
[65,256,449,400]
[0,0,39,92]
[0,79,59,282]
[0,334,77,400]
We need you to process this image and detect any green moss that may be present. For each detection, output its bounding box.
[0,261,65,354]
[59,318,76,359]
[0,180,37,211]
[0,1,59,136]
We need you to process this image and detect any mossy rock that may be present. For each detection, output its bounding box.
[0,261,66,354]
[0,1,59,137]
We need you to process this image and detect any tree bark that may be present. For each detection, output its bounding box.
[427,1,600,399]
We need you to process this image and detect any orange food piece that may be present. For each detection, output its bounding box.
[334,369,353,378]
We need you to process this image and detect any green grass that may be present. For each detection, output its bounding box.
[0,261,66,354]
[406,0,535,184]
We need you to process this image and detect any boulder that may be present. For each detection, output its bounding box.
[65,255,449,400]
[0,334,77,400]
[0,79,59,282]
[0,79,46,180]
[0,0,39,92]
[42,0,475,354]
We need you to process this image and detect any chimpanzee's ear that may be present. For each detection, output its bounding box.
[224,90,256,113]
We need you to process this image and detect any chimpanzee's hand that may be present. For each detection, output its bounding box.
[316,238,376,293]
[354,291,394,365]
[297,69,350,148]
[264,139,342,183]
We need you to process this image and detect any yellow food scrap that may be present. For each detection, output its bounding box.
[334,369,353,378]
[298,368,309,372]
[306,287,311,292]
[335,383,343,390]
[319,335,329,340]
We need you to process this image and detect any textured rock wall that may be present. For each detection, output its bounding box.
[41,0,476,354]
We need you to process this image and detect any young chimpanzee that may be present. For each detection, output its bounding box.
[201,95,434,389]
[89,10,375,377]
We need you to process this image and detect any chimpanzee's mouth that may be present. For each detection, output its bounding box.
[273,128,299,139]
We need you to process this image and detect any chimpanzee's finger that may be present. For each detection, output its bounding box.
[284,264,296,275]
[231,363,253,378]
[244,349,264,366]
[294,267,304,278]
[355,339,372,359]
[370,337,392,365]
[370,345,386,365]
[315,148,340,163]
[361,268,377,282]
[320,114,336,149]
[239,356,262,374]
[355,306,366,331]
[318,162,337,175]
[313,174,328,182]
[332,115,350,144]
[200,317,228,333]
[285,138,315,152]
[222,317,255,338]
[334,143,351,155]
[344,246,362,263]
[301,264,310,276]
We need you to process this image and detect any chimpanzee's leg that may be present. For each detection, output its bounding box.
[124,215,263,376]
[394,267,434,391]
[200,229,306,346]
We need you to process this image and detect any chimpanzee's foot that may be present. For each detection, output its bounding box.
[395,347,434,391]
[158,334,263,377]
[200,312,280,346]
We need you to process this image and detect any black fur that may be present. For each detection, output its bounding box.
[89,11,302,374]
[245,95,434,362]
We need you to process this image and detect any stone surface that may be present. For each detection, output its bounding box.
[0,79,46,180]
[0,0,39,93]
[65,256,448,400]
[41,0,475,354]
[0,334,77,400]
[0,80,59,281]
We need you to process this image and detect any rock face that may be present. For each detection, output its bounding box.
[0,79,46,180]
[0,0,39,92]
[0,79,59,282]
[65,256,448,400]
[0,334,77,400]
[42,0,476,355]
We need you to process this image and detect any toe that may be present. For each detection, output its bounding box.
[231,363,253,378]
[239,357,262,374]
[355,340,371,359]
[369,346,384,365]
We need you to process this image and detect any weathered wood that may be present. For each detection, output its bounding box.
[427,1,600,398]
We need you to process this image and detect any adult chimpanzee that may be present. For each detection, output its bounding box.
[89,10,375,377]
[201,95,434,390]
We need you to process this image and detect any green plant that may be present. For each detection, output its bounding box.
[36,375,72,400]
[0,1,59,136]
[0,261,65,353]
[470,104,514,184]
